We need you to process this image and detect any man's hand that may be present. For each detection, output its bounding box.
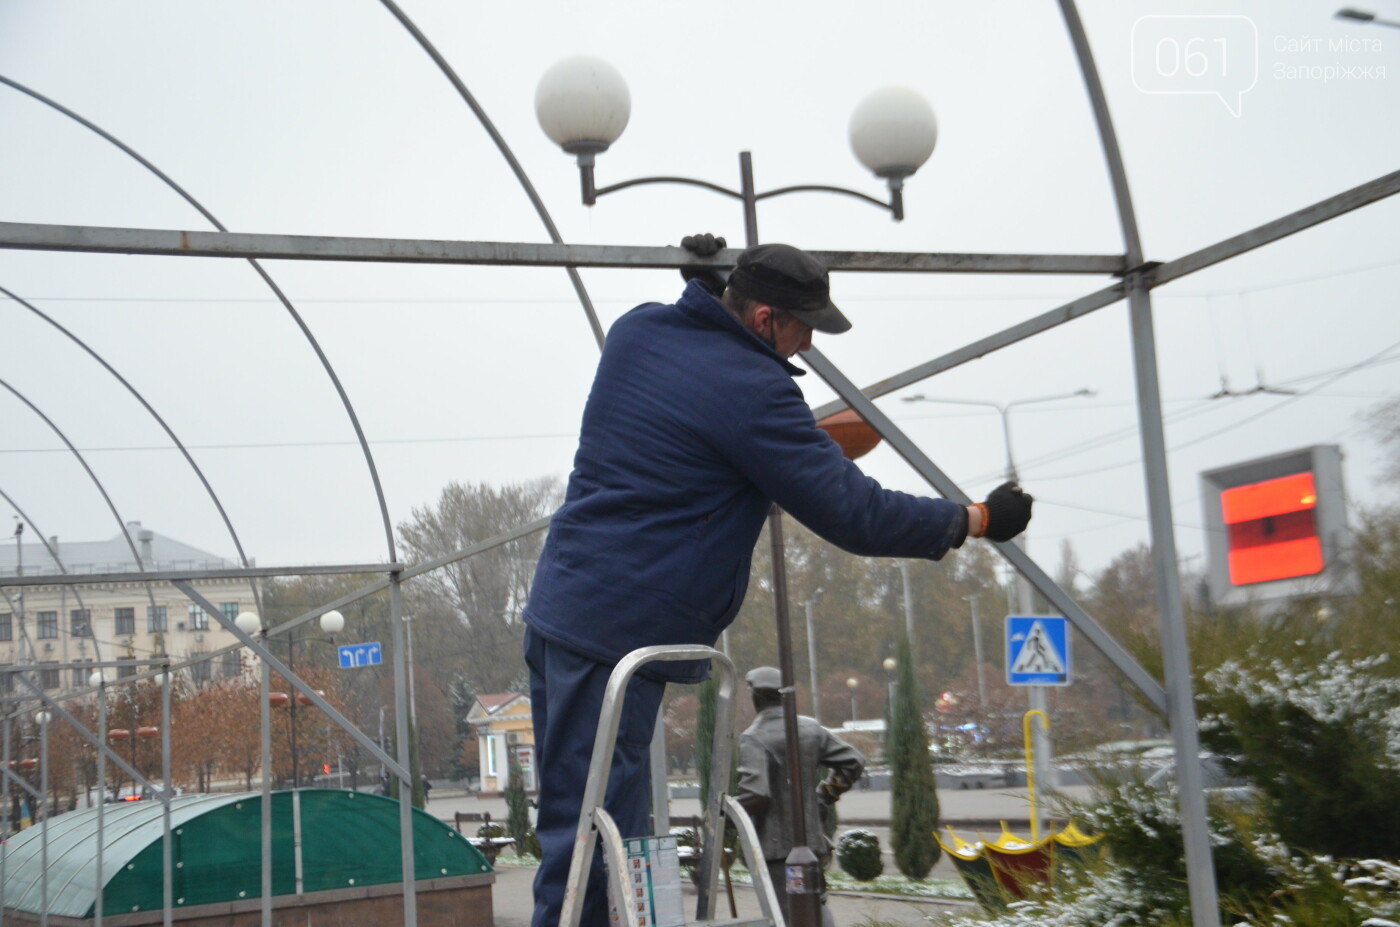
[981,482,1033,543]
[681,233,726,256]
[680,233,729,297]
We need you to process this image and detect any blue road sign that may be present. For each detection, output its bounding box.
[1005,616,1070,686]
[338,642,383,669]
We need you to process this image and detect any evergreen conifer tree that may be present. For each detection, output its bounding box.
[505,756,541,857]
[887,625,941,878]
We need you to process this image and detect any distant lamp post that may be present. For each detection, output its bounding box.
[235,611,263,637]
[283,610,345,788]
[882,657,897,706]
[1336,7,1400,26]
[846,677,859,723]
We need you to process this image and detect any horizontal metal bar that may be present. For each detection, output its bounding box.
[1153,168,1400,288]
[809,279,1127,421]
[806,170,1399,422]
[0,657,167,671]
[1,560,400,588]
[803,346,1169,714]
[0,221,1126,275]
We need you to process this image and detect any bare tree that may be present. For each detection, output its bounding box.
[397,479,559,695]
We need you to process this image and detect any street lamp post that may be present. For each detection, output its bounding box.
[537,55,938,927]
[881,657,897,709]
[903,388,1094,819]
[282,610,344,789]
[846,677,859,723]
[963,594,988,709]
[1336,7,1400,27]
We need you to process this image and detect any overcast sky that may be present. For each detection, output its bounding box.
[0,0,1396,584]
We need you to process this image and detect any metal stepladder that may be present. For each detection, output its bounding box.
[559,645,784,927]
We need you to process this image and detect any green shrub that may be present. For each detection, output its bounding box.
[836,829,884,881]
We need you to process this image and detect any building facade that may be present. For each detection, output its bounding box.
[0,521,254,694]
[466,693,536,797]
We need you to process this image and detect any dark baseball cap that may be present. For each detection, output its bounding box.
[728,244,852,334]
[746,666,783,691]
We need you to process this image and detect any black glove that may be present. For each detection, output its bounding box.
[982,481,1033,543]
[680,233,729,298]
[816,774,850,805]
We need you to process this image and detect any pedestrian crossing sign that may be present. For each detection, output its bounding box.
[1006,615,1071,686]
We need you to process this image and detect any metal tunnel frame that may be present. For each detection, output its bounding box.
[1,3,1397,925]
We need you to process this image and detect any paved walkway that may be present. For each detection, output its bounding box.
[424,783,1096,926]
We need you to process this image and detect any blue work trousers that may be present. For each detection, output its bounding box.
[526,628,665,927]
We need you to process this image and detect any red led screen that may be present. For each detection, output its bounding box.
[1221,472,1323,586]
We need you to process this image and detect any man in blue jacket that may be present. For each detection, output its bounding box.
[523,239,1032,927]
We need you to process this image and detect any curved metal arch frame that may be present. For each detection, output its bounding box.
[0,377,162,621]
[1054,3,1219,922]
[0,486,102,667]
[2,8,1394,927]
[0,281,262,619]
[0,73,398,564]
[376,0,606,351]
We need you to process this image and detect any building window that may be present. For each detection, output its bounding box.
[72,661,93,688]
[40,664,60,690]
[190,654,212,686]
[0,672,11,693]
[147,605,167,633]
[221,652,241,677]
[221,602,240,626]
[189,605,209,631]
[118,661,137,680]
[0,613,11,641]
[71,609,92,637]
[115,608,135,636]
[37,611,58,639]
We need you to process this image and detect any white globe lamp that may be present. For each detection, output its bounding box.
[319,610,346,635]
[535,55,631,156]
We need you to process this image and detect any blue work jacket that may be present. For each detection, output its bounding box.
[523,281,967,682]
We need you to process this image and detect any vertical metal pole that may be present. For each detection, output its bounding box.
[289,630,298,789]
[39,716,48,927]
[1054,0,1220,918]
[1128,278,1221,922]
[96,684,105,927]
[649,705,668,833]
[768,509,821,927]
[739,152,759,247]
[1018,539,1054,817]
[161,667,172,927]
[260,653,272,927]
[968,597,987,708]
[389,576,418,927]
[804,601,821,725]
[898,561,915,648]
[740,152,818,927]
[1,716,8,927]
[293,789,304,896]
